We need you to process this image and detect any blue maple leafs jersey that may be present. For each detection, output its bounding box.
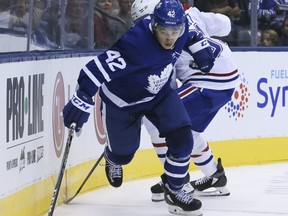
[77,16,199,111]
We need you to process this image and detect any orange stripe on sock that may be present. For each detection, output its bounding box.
[191,143,210,158]
[152,143,167,147]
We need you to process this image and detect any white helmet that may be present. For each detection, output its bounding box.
[131,0,160,22]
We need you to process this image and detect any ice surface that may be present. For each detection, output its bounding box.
[51,163,288,216]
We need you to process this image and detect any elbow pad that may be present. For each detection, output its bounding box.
[188,38,215,74]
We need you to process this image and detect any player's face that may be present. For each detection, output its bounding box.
[154,25,183,49]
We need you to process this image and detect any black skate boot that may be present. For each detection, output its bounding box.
[161,174,202,215]
[190,158,230,196]
[150,173,193,202]
[150,181,164,202]
[105,158,123,188]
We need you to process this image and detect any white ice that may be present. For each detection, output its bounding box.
[51,162,288,216]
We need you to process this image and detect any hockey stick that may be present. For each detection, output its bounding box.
[64,151,104,204]
[48,123,76,216]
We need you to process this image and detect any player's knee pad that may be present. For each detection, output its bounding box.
[165,126,193,158]
[105,147,134,165]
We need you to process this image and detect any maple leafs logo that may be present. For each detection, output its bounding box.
[146,64,173,94]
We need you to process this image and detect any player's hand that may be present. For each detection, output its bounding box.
[187,33,215,74]
[63,90,95,132]
[193,48,215,74]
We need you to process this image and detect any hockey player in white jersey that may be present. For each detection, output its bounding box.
[131,0,239,201]
[63,0,217,215]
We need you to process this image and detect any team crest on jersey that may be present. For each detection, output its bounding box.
[146,64,173,94]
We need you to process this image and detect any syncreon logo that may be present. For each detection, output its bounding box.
[225,73,250,121]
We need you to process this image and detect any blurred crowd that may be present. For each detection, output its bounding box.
[0,0,288,52]
[193,0,288,46]
[0,0,133,50]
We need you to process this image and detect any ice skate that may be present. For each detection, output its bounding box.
[105,158,123,188]
[151,173,193,202]
[150,181,165,202]
[190,158,230,196]
[161,174,202,216]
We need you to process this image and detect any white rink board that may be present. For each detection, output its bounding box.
[203,51,288,141]
[0,51,288,199]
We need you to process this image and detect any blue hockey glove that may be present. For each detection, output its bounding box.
[192,47,215,74]
[63,90,95,132]
[187,33,215,74]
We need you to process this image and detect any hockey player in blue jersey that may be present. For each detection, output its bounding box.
[63,0,215,215]
[131,0,239,201]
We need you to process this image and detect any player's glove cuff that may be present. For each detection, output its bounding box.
[188,40,215,74]
[63,90,95,132]
[71,91,94,113]
[188,39,210,53]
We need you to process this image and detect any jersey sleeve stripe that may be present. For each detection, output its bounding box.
[94,57,111,82]
[190,69,238,77]
[184,74,239,83]
[82,65,101,87]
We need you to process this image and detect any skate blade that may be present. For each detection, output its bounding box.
[168,206,203,216]
[151,193,165,202]
[194,186,230,197]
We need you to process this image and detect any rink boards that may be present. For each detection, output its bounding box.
[0,51,287,216]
